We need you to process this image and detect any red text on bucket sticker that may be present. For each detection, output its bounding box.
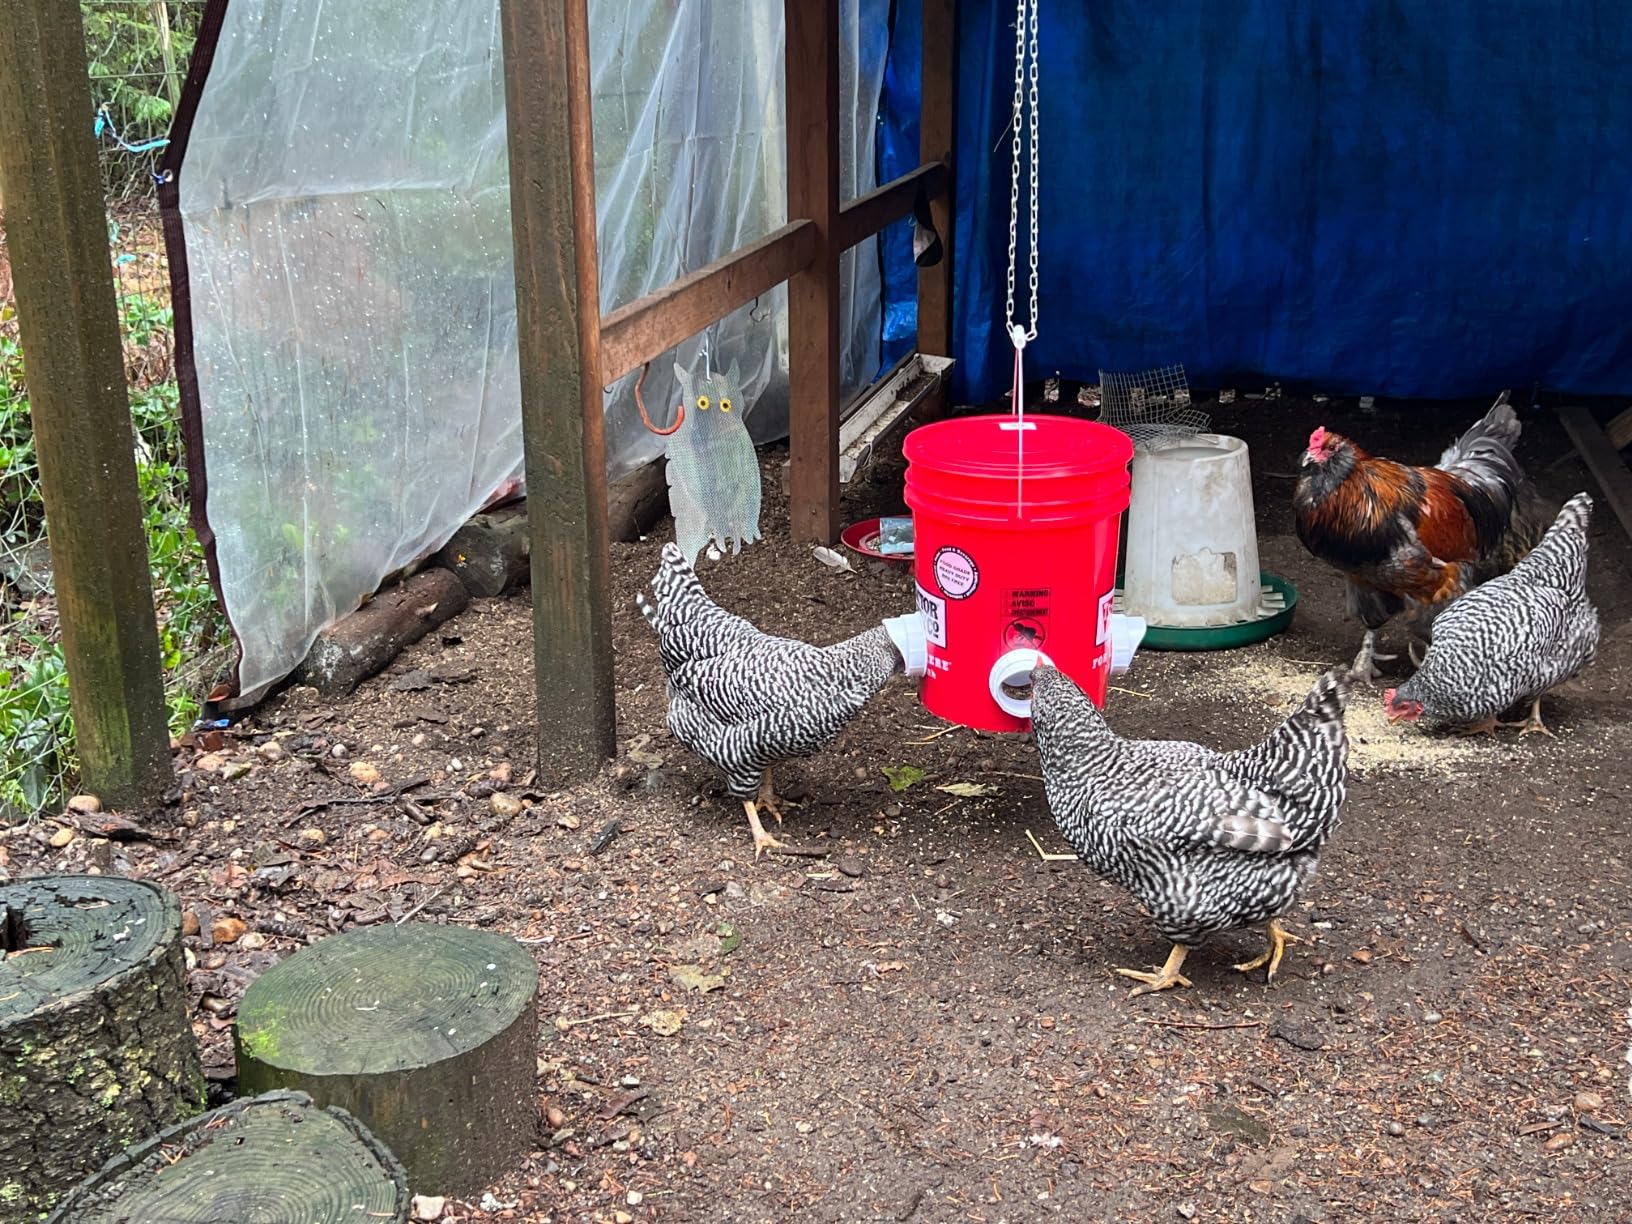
[1003,587,1051,650]
[1095,590,1114,647]
[916,584,948,647]
[933,547,979,600]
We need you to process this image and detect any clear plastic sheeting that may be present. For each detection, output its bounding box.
[175,0,889,701]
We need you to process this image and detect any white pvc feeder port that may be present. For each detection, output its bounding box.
[988,649,1053,720]
[881,612,929,678]
[1109,614,1147,674]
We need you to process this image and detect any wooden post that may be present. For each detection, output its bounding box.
[497,0,617,783]
[785,0,844,545]
[0,0,173,808]
[918,0,957,362]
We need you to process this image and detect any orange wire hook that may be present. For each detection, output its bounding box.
[635,361,684,436]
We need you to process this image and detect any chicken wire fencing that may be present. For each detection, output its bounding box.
[1,2,214,817]
[1097,363,1211,450]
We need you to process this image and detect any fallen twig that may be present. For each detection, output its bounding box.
[1025,829,1075,862]
[769,843,831,859]
[558,1010,637,1031]
[394,886,445,926]
[293,774,433,820]
[1137,1017,1264,1031]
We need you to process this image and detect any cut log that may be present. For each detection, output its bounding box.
[296,568,471,696]
[0,875,205,1223]
[432,501,530,597]
[431,461,670,598]
[234,922,540,1197]
[45,1089,411,1223]
[607,458,670,543]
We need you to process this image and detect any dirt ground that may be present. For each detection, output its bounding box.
[5,393,1629,1223]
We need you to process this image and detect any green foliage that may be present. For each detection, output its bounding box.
[82,1,205,197]
[0,292,224,821]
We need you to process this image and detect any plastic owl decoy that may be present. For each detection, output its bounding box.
[666,359,763,565]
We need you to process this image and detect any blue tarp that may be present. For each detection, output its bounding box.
[879,1,1632,405]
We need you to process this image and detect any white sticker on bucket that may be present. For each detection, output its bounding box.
[1095,590,1115,648]
[916,583,948,648]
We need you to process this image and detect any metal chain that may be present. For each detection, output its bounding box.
[1005,0,1040,344]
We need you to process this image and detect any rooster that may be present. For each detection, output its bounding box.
[1294,392,1547,682]
[637,543,913,858]
[1030,662,1351,996]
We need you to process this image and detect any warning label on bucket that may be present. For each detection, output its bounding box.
[916,583,948,647]
[1095,590,1115,646]
[1002,587,1051,650]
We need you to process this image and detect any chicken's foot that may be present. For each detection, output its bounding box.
[758,770,800,825]
[1114,944,1192,997]
[1232,920,1301,984]
[1407,638,1427,668]
[742,800,786,860]
[1500,696,1555,738]
[1349,630,1397,684]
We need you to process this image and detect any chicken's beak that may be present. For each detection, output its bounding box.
[1300,449,1316,468]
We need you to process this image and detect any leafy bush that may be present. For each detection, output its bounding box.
[0,292,224,821]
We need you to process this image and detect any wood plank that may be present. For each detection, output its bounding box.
[1605,405,1632,451]
[836,160,948,252]
[918,0,957,361]
[1557,405,1632,543]
[784,0,844,545]
[0,0,173,806]
[498,0,616,783]
[599,221,817,384]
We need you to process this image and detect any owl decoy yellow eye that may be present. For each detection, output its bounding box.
[696,395,711,411]
[720,397,733,413]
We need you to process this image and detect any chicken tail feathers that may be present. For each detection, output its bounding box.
[1515,491,1593,593]
[1436,392,1526,551]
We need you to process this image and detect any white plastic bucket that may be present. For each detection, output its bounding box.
[1121,434,1262,628]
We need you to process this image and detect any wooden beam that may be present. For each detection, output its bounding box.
[599,221,817,385]
[784,0,843,545]
[1557,405,1632,543]
[1605,404,1632,451]
[0,0,173,807]
[918,0,957,361]
[498,0,616,784]
[836,160,948,252]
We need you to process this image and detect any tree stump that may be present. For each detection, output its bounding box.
[45,1089,411,1223]
[432,502,530,597]
[0,875,205,1223]
[234,922,539,1197]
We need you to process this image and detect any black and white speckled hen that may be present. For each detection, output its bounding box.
[1384,492,1599,738]
[1029,662,1351,995]
[638,542,907,857]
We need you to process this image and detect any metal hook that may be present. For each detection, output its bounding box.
[749,294,771,324]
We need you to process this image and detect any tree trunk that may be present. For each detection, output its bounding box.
[46,1089,411,1223]
[234,922,539,1198]
[0,875,205,1223]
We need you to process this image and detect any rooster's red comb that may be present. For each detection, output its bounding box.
[1308,425,1328,452]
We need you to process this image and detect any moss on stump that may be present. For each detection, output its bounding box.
[234,922,539,1197]
[0,874,206,1223]
[46,1089,411,1222]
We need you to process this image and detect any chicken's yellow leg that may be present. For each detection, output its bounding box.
[1500,696,1554,738]
[1114,944,1192,997]
[1232,919,1301,983]
[758,770,789,825]
[743,800,786,860]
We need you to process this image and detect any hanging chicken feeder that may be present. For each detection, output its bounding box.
[1114,433,1297,649]
[903,414,1140,732]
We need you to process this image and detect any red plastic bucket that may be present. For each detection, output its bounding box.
[903,414,1134,732]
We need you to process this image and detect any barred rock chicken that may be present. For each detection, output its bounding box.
[1295,392,1548,682]
[1385,493,1599,737]
[1030,662,1351,995]
[637,542,908,857]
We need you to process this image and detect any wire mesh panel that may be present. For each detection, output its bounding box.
[1097,364,1210,449]
[0,2,216,818]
